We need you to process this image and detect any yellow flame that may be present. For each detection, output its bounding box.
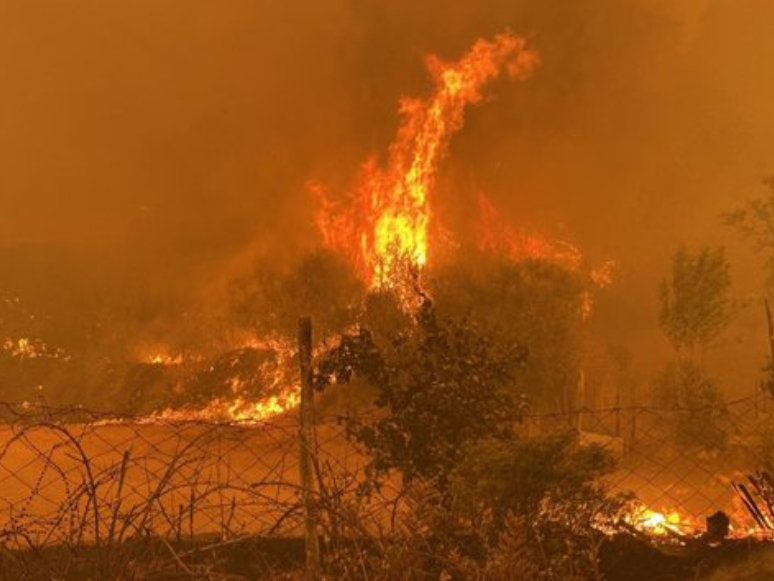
[315,33,539,298]
[146,392,301,424]
[628,506,697,537]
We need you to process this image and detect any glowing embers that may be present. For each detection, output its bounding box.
[630,507,697,537]
[2,337,67,360]
[314,33,540,297]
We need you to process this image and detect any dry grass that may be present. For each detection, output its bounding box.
[0,404,399,580]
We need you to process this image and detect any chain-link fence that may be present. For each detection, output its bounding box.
[533,393,774,532]
[0,395,771,553]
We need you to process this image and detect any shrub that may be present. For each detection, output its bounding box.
[652,361,728,452]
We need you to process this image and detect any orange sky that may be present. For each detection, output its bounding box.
[2,0,774,389]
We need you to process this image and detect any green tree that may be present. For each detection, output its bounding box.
[725,176,774,289]
[430,257,587,414]
[228,250,364,343]
[316,300,527,489]
[659,245,731,361]
[652,361,728,452]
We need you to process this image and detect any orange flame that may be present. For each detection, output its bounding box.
[477,192,616,317]
[129,337,302,424]
[629,507,698,537]
[315,33,539,297]
[477,192,584,271]
[624,504,768,540]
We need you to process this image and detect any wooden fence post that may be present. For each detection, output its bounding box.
[298,317,321,579]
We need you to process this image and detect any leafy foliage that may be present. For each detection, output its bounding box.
[450,434,623,580]
[652,361,728,452]
[430,257,587,413]
[659,246,731,357]
[317,299,527,487]
[228,250,364,342]
[452,434,617,528]
[315,293,620,581]
[725,176,774,289]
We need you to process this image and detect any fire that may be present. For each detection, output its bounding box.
[147,353,184,366]
[477,192,616,317]
[631,508,691,536]
[477,192,584,271]
[315,33,539,297]
[624,504,773,540]
[129,337,303,424]
[143,392,300,424]
[2,337,67,360]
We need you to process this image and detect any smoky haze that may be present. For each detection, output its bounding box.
[2,0,774,389]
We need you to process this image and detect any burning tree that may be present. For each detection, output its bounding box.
[313,33,540,301]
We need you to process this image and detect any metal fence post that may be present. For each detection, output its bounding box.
[298,317,321,579]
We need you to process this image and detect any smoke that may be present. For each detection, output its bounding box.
[2,0,774,387]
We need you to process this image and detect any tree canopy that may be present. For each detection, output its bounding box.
[659,245,731,359]
[228,250,364,343]
[316,299,527,487]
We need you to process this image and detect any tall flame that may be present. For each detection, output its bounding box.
[315,33,539,295]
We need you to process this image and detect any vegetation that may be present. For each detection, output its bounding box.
[317,298,527,487]
[315,297,621,581]
[699,550,774,581]
[228,249,365,343]
[449,434,624,580]
[659,245,732,361]
[725,176,774,289]
[654,246,731,454]
[652,361,728,452]
[430,257,587,413]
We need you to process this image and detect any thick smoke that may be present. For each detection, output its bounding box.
[2,0,774,392]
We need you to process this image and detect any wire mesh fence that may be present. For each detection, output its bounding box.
[0,394,772,552]
[529,393,774,531]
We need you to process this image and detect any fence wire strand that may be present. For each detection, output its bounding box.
[0,395,772,551]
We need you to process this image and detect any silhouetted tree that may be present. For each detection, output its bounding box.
[659,245,731,362]
[726,176,774,289]
[228,250,364,343]
[652,360,728,452]
[316,300,527,489]
[430,257,587,413]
